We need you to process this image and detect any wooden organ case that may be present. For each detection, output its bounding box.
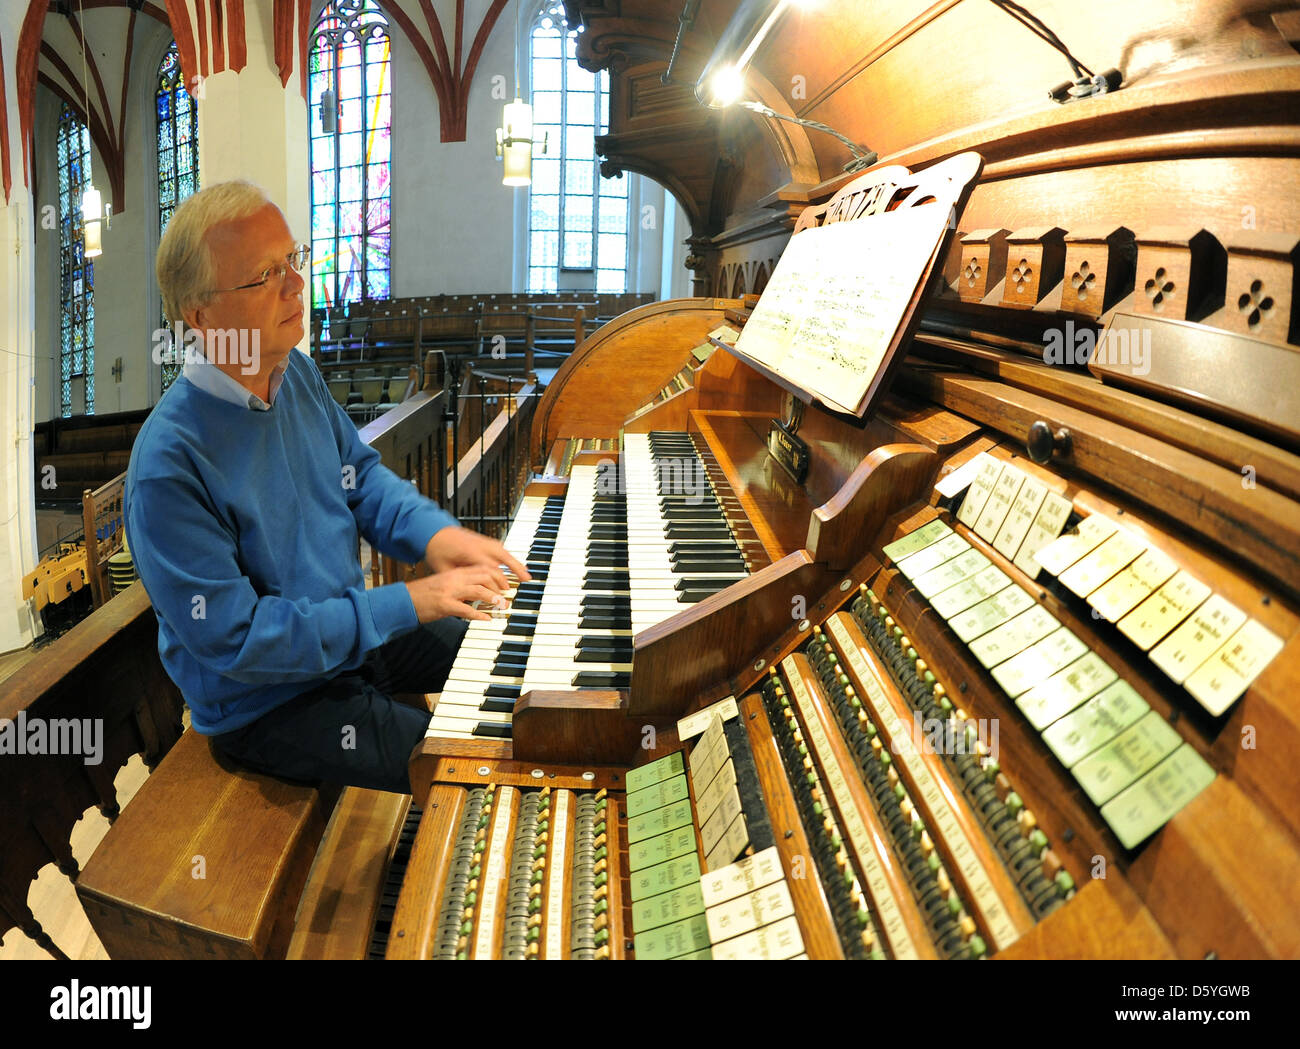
[384,4,1300,961]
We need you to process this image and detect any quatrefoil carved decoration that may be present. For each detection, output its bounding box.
[1070,261,1097,301]
[1237,279,1274,329]
[964,258,982,287]
[1011,258,1033,292]
[1144,267,1175,310]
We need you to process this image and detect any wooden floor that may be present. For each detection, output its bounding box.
[0,753,151,961]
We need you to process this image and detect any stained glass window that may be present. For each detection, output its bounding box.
[527,7,628,293]
[57,103,94,417]
[309,0,392,307]
[157,40,199,391]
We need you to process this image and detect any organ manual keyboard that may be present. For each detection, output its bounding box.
[386,141,1300,959]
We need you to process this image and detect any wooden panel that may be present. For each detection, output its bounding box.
[288,788,410,960]
[899,369,1300,599]
[807,443,936,569]
[75,731,325,961]
[994,877,1176,960]
[631,551,839,719]
[530,298,738,459]
[1125,777,1300,958]
[512,690,662,766]
[740,693,845,959]
[385,784,465,960]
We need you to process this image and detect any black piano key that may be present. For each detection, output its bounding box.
[479,697,516,714]
[485,684,521,699]
[584,572,630,588]
[576,644,635,659]
[572,672,631,688]
[662,508,724,521]
[669,541,739,555]
[580,615,631,630]
[586,555,624,568]
[671,551,744,566]
[472,723,512,739]
[575,648,633,663]
[665,526,730,539]
[503,620,536,637]
[671,560,745,575]
[676,582,733,602]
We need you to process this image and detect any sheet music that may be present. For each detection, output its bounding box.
[734,203,951,414]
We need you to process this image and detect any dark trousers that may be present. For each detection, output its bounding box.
[210,617,468,794]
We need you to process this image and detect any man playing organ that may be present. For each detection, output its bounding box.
[124,179,528,794]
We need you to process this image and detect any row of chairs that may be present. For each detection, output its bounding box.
[326,370,410,421]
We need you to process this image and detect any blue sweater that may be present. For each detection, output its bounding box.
[124,349,457,734]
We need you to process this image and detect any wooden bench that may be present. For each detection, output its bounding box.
[76,730,335,960]
[0,582,185,959]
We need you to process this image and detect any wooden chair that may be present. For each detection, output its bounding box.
[81,471,126,610]
[76,730,333,960]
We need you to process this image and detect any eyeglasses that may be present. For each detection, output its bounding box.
[214,244,311,293]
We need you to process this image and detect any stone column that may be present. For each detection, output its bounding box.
[166,0,312,347]
[0,10,41,652]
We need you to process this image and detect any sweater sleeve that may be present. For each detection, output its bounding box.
[126,471,418,685]
[321,376,459,564]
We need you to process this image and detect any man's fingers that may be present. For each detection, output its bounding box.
[448,599,490,622]
[498,548,531,582]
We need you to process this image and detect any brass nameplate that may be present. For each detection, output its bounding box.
[767,418,810,484]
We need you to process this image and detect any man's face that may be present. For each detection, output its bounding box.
[186,202,305,369]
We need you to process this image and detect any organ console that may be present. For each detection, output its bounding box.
[379,3,1300,960]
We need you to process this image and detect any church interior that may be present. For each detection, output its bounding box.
[1,0,1299,963]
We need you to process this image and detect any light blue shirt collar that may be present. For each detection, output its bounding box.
[182,351,290,411]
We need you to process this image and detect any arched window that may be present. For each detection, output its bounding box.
[57,103,94,417]
[308,0,392,307]
[157,40,199,391]
[527,6,629,293]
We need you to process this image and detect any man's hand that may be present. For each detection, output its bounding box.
[405,566,511,623]
[424,526,531,589]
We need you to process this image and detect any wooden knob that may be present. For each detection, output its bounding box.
[1027,421,1072,464]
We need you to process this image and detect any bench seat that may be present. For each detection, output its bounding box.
[76,730,332,960]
